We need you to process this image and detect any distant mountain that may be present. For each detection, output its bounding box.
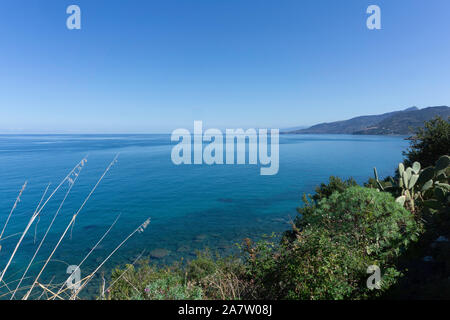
[286,106,450,135]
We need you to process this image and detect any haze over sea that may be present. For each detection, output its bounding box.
[0,134,408,297]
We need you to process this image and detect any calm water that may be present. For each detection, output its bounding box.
[0,134,408,298]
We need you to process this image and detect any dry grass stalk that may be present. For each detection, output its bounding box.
[23,155,116,299]
[11,165,84,299]
[0,158,87,285]
[0,181,27,246]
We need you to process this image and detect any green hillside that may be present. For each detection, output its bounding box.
[287,106,450,135]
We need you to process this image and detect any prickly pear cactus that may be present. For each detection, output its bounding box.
[373,155,449,213]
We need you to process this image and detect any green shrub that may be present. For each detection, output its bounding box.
[186,251,218,283]
[300,187,422,260]
[187,251,249,300]
[248,186,422,300]
[143,273,203,300]
[108,262,203,300]
[280,229,381,299]
[310,176,358,202]
[241,237,280,299]
[108,261,157,300]
[284,176,359,242]
[404,116,450,167]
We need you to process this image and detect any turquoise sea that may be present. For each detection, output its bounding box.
[0,134,408,298]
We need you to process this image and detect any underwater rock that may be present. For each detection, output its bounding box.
[176,245,190,253]
[150,248,170,259]
[194,234,207,242]
[83,225,98,230]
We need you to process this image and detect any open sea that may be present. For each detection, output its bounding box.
[0,134,408,298]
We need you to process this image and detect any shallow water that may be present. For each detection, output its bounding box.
[0,134,408,298]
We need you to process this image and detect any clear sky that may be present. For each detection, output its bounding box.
[0,0,449,133]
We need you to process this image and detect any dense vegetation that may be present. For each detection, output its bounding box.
[403,116,450,167]
[108,117,450,300]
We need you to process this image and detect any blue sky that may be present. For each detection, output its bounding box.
[0,0,449,133]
